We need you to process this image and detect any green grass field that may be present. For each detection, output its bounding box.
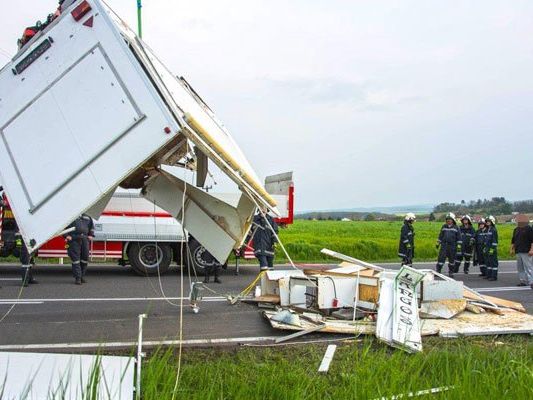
[275,220,514,264]
[142,337,533,400]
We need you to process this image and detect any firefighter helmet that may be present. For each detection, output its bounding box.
[461,215,472,224]
[477,217,486,225]
[486,215,496,225]
[404,212,416,222]
[445,212,456,221]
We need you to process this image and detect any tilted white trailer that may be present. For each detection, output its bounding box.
[0,0,279,265]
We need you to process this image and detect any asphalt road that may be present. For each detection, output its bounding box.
[0,260,531,350]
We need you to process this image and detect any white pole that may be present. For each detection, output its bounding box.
[136,313,147,400]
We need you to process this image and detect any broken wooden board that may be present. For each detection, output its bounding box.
[318,345,337,373]
[274,324,326,343]
[463,291,526,313]
[465,304,485,314]
[244,295,280,304]
[264,311,440,336]
[421,309,533,338]
[420,300,467,319]
[320,249,384,272]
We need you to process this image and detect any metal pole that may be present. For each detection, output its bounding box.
[136,313,147,400]
[137,0,143,38]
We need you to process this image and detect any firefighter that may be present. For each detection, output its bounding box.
[202,256,221,284]
[484,215,499,281]
[473,218,487,277]
[17,1,66,49]
[15,232,38,287]
[454,215,475,274]
[398,213,416,267]
[64,214,94,285]
[435,213,462,277]
[249,208,279,271]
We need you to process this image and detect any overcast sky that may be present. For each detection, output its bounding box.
[1,1,532,211]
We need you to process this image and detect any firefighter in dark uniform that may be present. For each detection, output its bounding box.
[435,213,462,277]
[473,218,487,277]
[16,233,38,287]
[250,208,279,271]
[398,213,416,267]
[484,215,499,281]
[64,214,94,285]
[189,236,222,284]
[454,215,475,274]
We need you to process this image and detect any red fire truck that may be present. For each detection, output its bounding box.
[0,172,293,276]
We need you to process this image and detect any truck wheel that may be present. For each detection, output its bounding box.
[185,240,212,276]
[128,242,172,276]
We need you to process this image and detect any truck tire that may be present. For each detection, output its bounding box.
[128,242,172,276]
[185,240,212,276]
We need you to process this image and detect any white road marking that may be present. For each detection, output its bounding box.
[0,296,227,303]
[477,287,532,293]
[0,336,279,350]
[0,278,20,281]
[0,286,528,304]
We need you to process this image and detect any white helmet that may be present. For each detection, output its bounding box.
[445,212,456,221]
[404,212,416,222]
[461,215,472,224]
[486,215,496,225]
[478,217,486,225]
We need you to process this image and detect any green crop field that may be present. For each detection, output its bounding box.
[142,337,533,400]
[273,220,515,264]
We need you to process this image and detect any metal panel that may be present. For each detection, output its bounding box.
[142,170,255,262]
[0,352,134,400]
[423,280,464,301]
[0,0,182,251]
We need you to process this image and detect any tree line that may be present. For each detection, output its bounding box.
[433,197,533,215]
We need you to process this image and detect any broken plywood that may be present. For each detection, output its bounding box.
[421,309,533,338]
[463,291,526,313]
[420,300,467,319]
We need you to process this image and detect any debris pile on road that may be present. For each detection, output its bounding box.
[233,248,533,353]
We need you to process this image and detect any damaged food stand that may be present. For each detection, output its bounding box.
[0,0,279,264]
[239,248,533,353]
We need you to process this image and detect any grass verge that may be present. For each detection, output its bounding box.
[142,336,532,399]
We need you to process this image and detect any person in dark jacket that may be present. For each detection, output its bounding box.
[454,215,476,274]
[484,215,499,281]
[435,213,462,277]
[64,214,94,285]
[188,236,222,284]
[398,213,416,266]
[473,218,487,277]
[250,208,279,270]
[511,214,533,288]
[15,231,38,287]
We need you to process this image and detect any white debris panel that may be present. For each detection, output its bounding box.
[253,249,533,353]
[0,352,134,400]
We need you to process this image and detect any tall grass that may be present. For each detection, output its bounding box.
[142,337,533,400]
[275,221,514,263]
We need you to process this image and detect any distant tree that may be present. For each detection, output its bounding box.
[364,213,376,221]
[429,212,436,221]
